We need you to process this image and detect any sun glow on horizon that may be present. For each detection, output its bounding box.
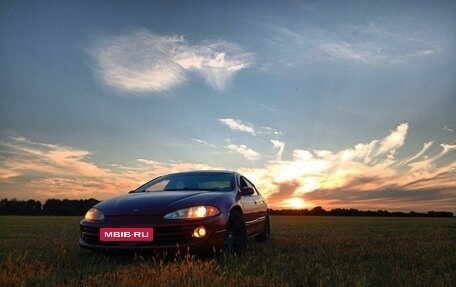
[1,121,455,212]
[280,197,308,209]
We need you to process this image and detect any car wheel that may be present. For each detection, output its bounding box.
[255,215,271,242]
[224,210,247,255]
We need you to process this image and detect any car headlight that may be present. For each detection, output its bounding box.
[84,208,105,221]
[164,206,220,219]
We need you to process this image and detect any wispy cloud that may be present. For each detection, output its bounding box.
[318,42,388,64]
[263,22,438,66]
[225,144,261,161]
[135,158,220,175]
[219,118,256,135]
[219,118,283,136]
[443,126,454,133]
[0,136,219,200]
[88,29,253,92]
[376,122,408,155]
[0,136,109,179]
[271,139,285,160]
[191,138,217,148]
[240,122,456,211]
[0,136,127,199]
[399,141,434,166]
[317,41,435,64]
[0,168,21,181]
[175,41,252,91]
[1,123,454,211]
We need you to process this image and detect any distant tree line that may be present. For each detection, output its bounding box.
[0,198,100,216]
[0,199,453,217]
[270,206,454,217]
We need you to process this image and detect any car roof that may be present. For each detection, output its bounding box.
[165,170,237,176]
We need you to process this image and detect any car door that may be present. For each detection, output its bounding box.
[239,176,267,235]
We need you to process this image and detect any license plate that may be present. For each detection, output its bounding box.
[100,227,154,241]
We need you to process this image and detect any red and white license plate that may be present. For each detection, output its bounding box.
[100,228,154,241]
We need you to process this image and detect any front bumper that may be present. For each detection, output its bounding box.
[79,212,229,251]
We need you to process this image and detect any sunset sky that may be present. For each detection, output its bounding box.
[1,1,455,211]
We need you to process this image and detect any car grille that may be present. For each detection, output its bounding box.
[81,224,204,247]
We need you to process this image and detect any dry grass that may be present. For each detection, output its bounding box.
[1,216,455,286]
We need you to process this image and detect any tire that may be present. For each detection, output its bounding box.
[224,210,247,255]
[255,215,271,242]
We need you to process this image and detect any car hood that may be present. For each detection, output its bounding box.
[96,191,227,216]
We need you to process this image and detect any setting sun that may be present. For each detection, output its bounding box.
[281,197,308,209]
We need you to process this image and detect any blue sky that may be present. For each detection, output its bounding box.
[1,1,455,211]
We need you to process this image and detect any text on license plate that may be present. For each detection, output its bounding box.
[100,227,154,241]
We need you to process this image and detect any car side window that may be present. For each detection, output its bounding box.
[146,179,170,192]
[240,177,259,196]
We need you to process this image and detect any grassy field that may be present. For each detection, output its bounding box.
[0,216,455,287]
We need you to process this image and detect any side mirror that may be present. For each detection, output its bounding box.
[240,187,255,196]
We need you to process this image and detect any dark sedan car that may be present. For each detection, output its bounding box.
[79,170,270,254]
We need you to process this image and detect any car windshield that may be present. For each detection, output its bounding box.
[134,172,235,192]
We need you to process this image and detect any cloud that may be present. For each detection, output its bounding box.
[219,118,256,134]
[0,136,109,179]
[219,118,283,136]
[271,140,285,160]
[400,141,434,166]
[319,23,438,65]
[88,29,253,92]
[0,136,220,200]
[239,122,456,211]
[1,122,454,211]
[0,137,133,199]
[262,126,284,136]
[264,22,438,66]
[136,158,219,174]
[0,168,21,181]
[317,39,436,65]
[225,144,261,161]
[174,41,252,91]
[318,42,388,64]
[191,138,217,148]
[303,186,456,212]
[376,122,408,155]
